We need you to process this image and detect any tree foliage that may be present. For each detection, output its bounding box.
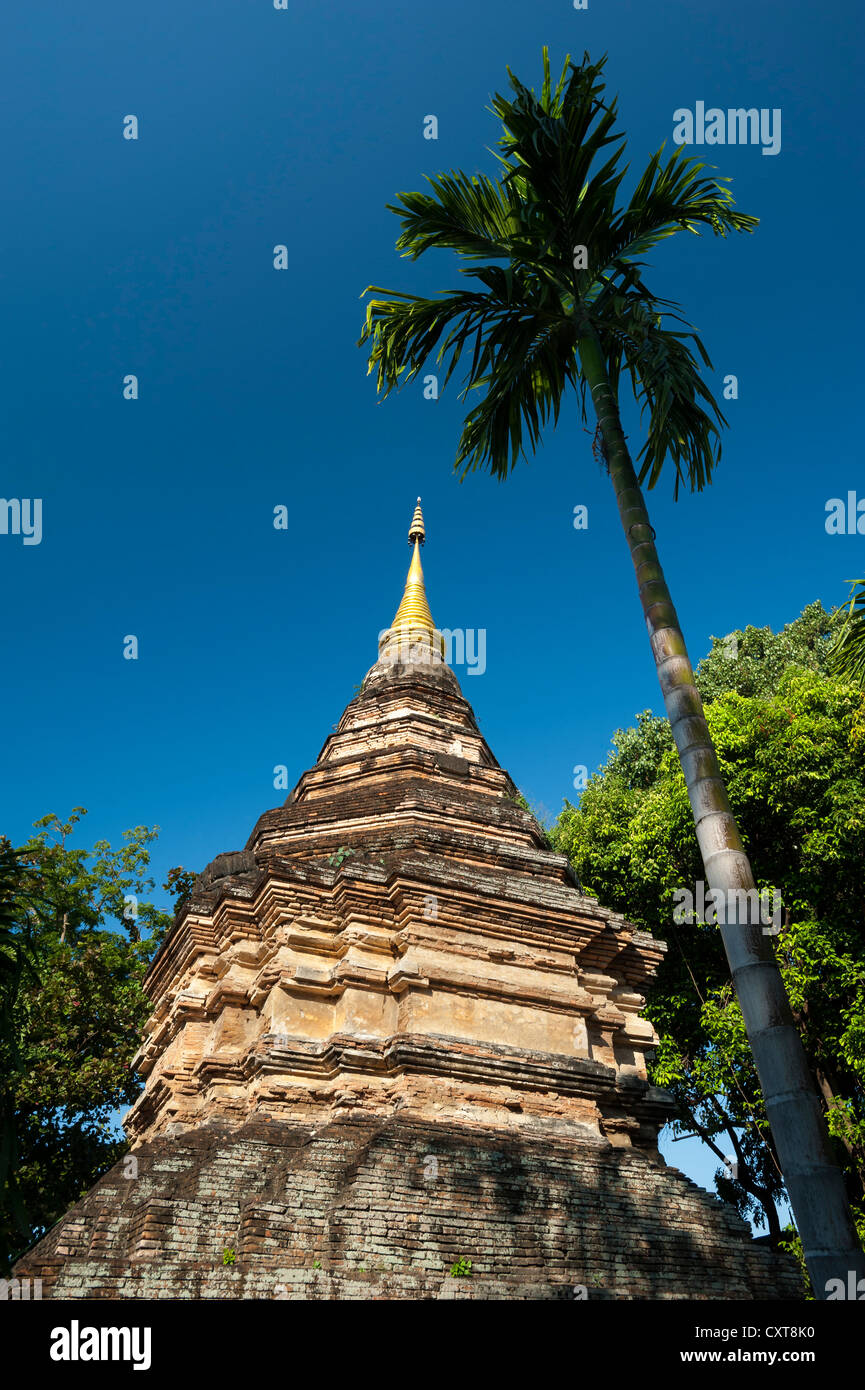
[550,604,865,1251]
[0,810,190,1272]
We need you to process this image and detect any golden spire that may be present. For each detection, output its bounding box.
[389,498,436,639]
[408,499,425,545]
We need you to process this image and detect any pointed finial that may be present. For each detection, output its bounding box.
[408,497,425,546]
[377,498,444,663]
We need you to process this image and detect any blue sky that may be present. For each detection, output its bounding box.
[2,0,861,1218]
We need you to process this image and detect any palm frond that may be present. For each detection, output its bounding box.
[597,290,725,495]
[388,170,519,263]
[360,286,494,397]
[456,315,581,478]
[360,264,577,478]
[827,581,865,684]
[607,144,759,266]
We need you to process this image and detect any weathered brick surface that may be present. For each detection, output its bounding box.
[15,1116,802,1300]
[123,657,674,1148]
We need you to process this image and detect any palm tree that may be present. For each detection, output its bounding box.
[359,49,865,1294]
[828,580,865,683]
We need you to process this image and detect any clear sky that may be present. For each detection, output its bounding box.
[2,0,860,1221]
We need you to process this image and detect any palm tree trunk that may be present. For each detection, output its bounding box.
[576,327,865,1297]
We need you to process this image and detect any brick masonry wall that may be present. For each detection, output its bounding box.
[15,1116,803,1300]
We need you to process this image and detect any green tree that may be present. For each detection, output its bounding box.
[551,606,865,1263]
[0,809,179,1271]
[0,837,41,1247]
[697,601,840,702]
[358,49,863,1290]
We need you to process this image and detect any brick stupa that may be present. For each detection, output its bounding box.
[16,502,800,1299]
